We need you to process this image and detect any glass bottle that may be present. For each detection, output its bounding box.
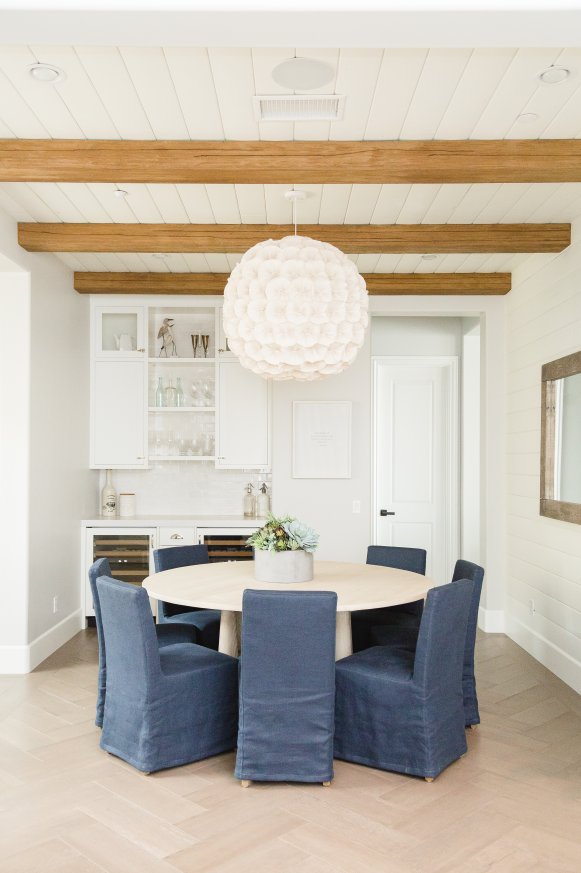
[257,482,270,517]
[243,483,255,518]
[101,469,117,517]
[155,376,165,407]
[165,378,177,407]
[176,377,185,408]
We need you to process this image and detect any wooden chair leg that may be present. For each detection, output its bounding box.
[322,781,332,787]
[240,780,251,788]
[425,777,434,783]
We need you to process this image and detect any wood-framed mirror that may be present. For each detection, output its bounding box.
[541,350,581,524]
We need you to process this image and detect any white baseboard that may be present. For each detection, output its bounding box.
[506,614,581,696]
[478,607,505,633]
[0,609,84,675]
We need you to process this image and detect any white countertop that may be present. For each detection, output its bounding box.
[82,514,262,526]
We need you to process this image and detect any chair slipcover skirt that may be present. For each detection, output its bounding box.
[97,575,238,772]
[351,546,427,652]
[88,557,196,728]
[235,589,337,784]
[369,559,485,727]
[154,544,221,650]
[335,579,473,780]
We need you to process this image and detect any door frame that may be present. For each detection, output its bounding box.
[371,355,459,582]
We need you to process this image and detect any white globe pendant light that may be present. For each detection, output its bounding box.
[223,191,369,381]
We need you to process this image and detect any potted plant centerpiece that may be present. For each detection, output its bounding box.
[247,514,319,583]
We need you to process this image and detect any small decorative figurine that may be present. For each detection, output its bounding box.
[158,318,177,357]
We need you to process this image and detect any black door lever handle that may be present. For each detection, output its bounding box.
[380,510,396,516]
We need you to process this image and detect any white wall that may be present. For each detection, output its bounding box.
[506,231,581,694]
[0,206,92,672]
[371,316,462,357]
[273,296,506,630]
[0,269,30,667]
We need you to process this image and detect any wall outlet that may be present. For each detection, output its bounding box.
[53,596,59,614]
[352,500,361,514]
[528,599,535,616]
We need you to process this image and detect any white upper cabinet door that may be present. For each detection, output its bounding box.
[91,360,147,468]
[94,305,146,359]
[216,361,270,469]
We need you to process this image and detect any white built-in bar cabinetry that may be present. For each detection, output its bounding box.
[90,298,271,470]
[82,516,259,620]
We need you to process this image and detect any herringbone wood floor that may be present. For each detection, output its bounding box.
[0,632,580,872]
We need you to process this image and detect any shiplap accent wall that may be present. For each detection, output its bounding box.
[506,231,581,694]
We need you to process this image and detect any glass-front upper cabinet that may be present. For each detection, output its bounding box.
[94,306,146,359]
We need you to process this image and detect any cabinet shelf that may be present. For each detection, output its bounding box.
[148,407,215,413]
[148,357,216,364]
[151,455,216,462]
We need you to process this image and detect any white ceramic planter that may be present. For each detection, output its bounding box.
[254,549,314,583]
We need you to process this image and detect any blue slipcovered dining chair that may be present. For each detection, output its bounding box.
[153,545,221,650]
[88,557,197,728]
[351,546,427,652]
[335,578,473,781]
[235,589,337,787]
[97,575,238,773]
[370,560,485,727]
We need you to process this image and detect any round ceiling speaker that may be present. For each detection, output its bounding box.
[272,57,335,91]
[538,66,570,85]
[28,63,65,83]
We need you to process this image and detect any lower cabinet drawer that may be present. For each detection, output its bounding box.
[158,527,197,547]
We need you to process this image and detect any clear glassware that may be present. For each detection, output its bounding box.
[155,376,165,407]
[166,430,175,456]
[165,379,177,407]
[200,379,213,406]
[190,381,201,407]
[176,377,186,408]
[202,432,215,456]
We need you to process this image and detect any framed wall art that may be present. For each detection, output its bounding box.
[292,401,352,479]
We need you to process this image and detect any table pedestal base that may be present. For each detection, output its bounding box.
[218,610,240,657]
[335,612,353,661]
[218,609,353,661]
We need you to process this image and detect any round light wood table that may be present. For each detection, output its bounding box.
[143,560,434,660]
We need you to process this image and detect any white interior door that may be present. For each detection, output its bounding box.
[373,357,458,584]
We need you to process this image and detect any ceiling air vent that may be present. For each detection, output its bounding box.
[253,94,345,122]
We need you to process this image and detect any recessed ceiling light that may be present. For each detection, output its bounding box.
[421,254,438,261]
[538,66,571,85]
[28,62,65,84]
[516,112,540,124]
[272,57,335,91]
[114,188,129,199]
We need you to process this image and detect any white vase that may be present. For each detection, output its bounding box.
[254,549,314,583]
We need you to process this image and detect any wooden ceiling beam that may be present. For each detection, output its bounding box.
[4,139,581,183]
[19,222,570,254]
[73,271,512,296]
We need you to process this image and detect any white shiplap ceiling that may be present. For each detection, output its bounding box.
[1,44,581,274]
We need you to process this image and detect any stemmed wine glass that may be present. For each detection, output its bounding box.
[201,334,210,358]
[191,334,199,358]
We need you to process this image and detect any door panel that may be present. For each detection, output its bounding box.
[374,357,458,584]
